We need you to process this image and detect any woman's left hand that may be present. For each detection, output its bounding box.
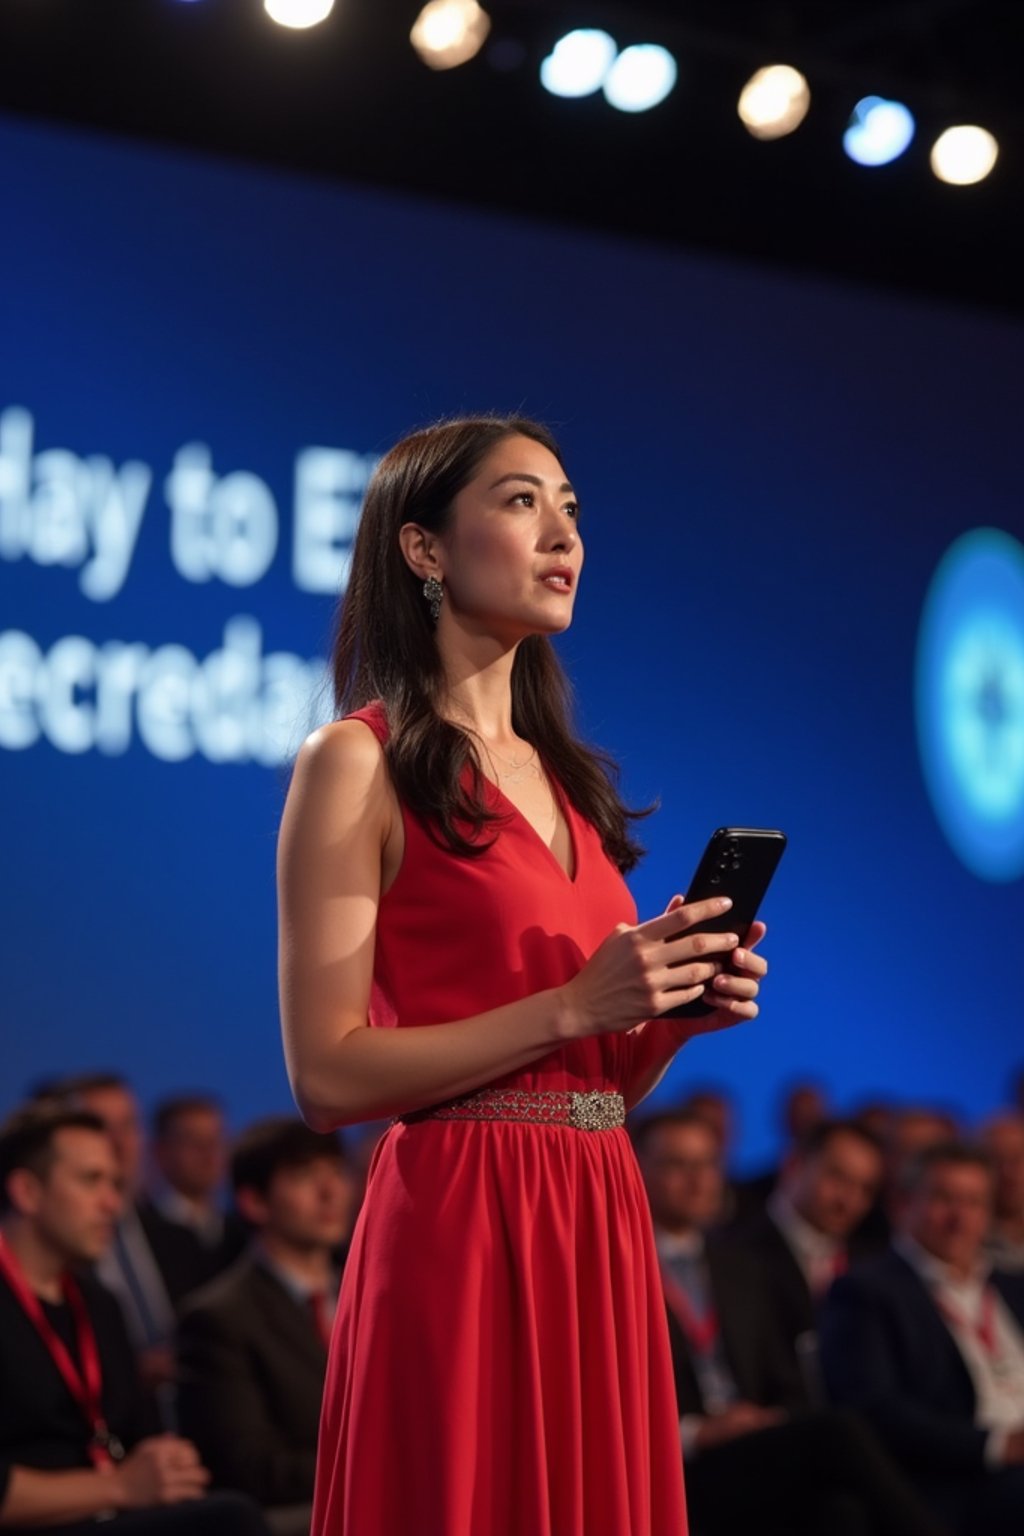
[663,894,768,1037]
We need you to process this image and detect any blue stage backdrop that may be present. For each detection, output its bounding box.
[2,115,1022,1167]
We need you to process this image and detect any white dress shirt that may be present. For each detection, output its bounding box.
[154,1186,225,1249]
[654,1227,739,1458]
[767,1189,846,1297]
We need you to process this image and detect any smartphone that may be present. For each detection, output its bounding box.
[661,827,787,1019]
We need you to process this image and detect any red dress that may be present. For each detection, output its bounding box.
[310,704,689,1536]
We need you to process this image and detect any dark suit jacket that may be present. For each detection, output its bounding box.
[737,1211,816,1347]
[819,1247,1024,1478]
[176,1253,328,1507]
[137,1198,248,1309]
[0,1265,158,1503]
[661,1234,810,1418]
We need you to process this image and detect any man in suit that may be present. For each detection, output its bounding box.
[738,1118,885,1396]
[145,1094,248,1286]
[821,1140,1024,1535]
[0,1100,268,1535]
[176,1117,354,1536]
[732,1079,831,1220]
[634,1110,947,1536]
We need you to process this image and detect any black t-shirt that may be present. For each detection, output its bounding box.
[0,1267,159,1504]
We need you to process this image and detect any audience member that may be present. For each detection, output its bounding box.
[980,1114,1024,1274]
[50,1075,194,1400]
[820,1141,1024,1535]
[733,1079,831,1219]
[0,1102,268,1535]
[739,1119,885,1397]
[634,1110,946,1536]
[176,1118,353,1535]
[853,1101,896,1145]
[678,1086,743,1225]
[147,1094,247,1280]
[856,1105,959,1252]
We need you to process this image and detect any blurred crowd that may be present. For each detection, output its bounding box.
[1,1069,1023,1535]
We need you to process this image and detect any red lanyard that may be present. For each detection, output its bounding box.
[936,1284,999,1358]
[659,1260,720,1356]
[0,1234,122,1467]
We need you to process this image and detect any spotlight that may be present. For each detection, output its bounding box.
[540,30,617,99]
[842,97,915,167]
[264,0,334,27]
[603,44,677,114]
[737,65,810,140]
[930,125,999,185]
[411,1,491,71]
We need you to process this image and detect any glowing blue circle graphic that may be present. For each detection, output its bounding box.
[916,528,1024,881]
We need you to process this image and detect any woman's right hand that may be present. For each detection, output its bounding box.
[558,897,740,1037]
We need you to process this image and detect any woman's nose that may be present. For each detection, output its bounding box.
[542,503,577,551]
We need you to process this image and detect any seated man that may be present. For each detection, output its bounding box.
[732,1079,831,1220]
[821,1140,1024,1536]
[176,1117,353,1536]
[739,1117,885,1396]
[144,1094,248,1287]
[0,1101,267,1535]
[49,1073,201,1403]
[634,1110,946,1536]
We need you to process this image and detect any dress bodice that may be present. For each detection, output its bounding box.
[350,703,638,1095]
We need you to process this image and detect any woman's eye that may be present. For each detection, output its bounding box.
[565,502,581,521]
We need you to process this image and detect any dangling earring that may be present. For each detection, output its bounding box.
[423,575,444,622]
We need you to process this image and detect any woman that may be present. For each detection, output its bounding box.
[277,415,768,1535]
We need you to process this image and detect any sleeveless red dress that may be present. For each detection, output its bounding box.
[310,705,689,1536]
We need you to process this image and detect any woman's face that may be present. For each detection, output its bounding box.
[435,434,583,642]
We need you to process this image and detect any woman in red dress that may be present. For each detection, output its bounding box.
[277,416,769,1535]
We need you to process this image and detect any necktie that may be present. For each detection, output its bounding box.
[308,1290,331,1350]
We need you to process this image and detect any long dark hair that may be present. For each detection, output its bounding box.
[332,414,647,872]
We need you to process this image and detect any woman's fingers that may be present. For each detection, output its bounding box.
[745,920,767,947]
[653,960,721,992]
[712,972,760,1000]
[662,928,740,969]
[732,947,768,977]
[713,998,760,1019]
[639,896,735,942]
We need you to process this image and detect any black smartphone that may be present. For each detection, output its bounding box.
[661,827,787,1019]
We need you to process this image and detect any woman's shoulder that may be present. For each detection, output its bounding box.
[290,708,389,795]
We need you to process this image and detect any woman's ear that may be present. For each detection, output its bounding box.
[398,522,443,583]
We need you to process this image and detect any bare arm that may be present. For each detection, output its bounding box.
[277,723,745,1129]
[0,1439,208,1527]
[0,1466,123,1527]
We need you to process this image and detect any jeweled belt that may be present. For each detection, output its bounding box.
[398,1087,626,1132]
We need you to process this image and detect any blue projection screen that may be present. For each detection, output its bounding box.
[2,115,1022,1164]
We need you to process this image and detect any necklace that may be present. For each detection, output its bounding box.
[480,739,542,787]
